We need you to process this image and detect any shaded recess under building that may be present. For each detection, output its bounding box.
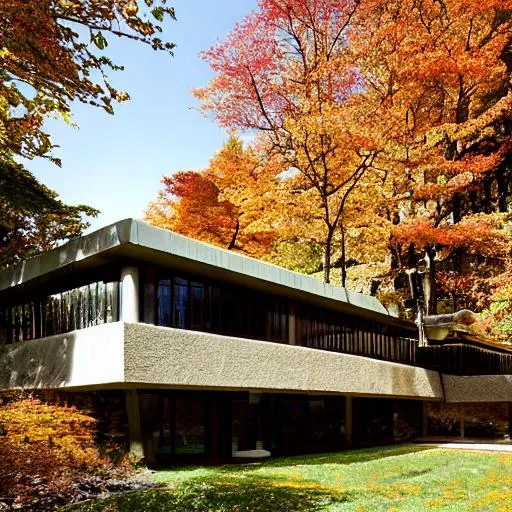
[1,219,512,465]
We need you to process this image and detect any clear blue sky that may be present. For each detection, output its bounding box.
[31,1,257,232]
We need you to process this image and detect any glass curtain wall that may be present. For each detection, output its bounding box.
[295,303,418,365]
[152,269,416,363]
[139,392,207,465]
[0,280,120,344]
[155,274,288,343]
[273,395,346,454]
[353,398,394,446]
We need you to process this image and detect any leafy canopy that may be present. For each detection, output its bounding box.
[0,0,175,268]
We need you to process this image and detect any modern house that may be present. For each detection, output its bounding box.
[1,218,512,465]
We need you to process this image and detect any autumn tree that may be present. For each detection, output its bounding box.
[0,397,109,509]
[145,135,277,256]
[348,0,512,317]
[0,0,175,268]
[195,0,384,284]
[1,0,175,162]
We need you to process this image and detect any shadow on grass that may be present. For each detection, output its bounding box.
[63,476,346,512]
[218,443,436,472]
[64,445,439,511]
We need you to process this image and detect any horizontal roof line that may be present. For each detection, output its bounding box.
[0,218,408,326]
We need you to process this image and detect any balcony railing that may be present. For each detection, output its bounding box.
[417,337,512,376]
[300,329,419,366]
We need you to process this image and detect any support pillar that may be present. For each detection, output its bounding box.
[121,266,139,323]
[345,396,353,448]
[125,390,144,459]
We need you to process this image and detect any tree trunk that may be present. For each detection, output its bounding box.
[498,168,508,213]
[340,220,347,288]
[228,219,240,250]
[427,247,437,315]
[323,228,334,284]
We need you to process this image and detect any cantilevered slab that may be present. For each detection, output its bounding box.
[0,322,442,400]
[0,219,409,327]
[123,324,442,400]
[0,323,124,390]
[443,374,512,402]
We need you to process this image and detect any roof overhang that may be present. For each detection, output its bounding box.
[0,219,415,330]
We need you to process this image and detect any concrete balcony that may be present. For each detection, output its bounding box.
[0,322,444,400]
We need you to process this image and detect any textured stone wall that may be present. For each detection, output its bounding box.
[443,374,512,402]
[124,323,443,399]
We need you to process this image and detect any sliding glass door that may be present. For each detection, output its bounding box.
[139,392,208,465]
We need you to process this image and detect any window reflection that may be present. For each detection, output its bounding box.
[174,278,189,329]
[156,275,289,343]
[158,280,172,327]
[1,280,120,344]
[175,399,205,455]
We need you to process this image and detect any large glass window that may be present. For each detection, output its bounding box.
[175,399,205,455]
[140,393,207,463]
[1,280,120,344]
[274,395,346,454]
[139,394,172,464]
[174,278,189,329]
[156,274,289,343]
[354,398,394,445]
[157,279,172,327]
[295,303,417,364]
[153,271,416,363]
[464,403,510,438]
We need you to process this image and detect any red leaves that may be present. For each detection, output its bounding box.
[194,0,512,295]
[146,136,277,256]
[155,171,239,245]
[163,171,222,203]
[195,0,359,131]
[392,214,510,258]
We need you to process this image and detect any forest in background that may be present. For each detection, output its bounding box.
[145,0,512,341]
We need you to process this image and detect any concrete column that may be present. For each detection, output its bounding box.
[121,266,139,323]
[288,302,296,345]
[345,396,353,448]
[125,390,144,459]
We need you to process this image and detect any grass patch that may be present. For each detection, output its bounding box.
[62,444,512,511]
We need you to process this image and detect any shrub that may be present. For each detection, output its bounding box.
[0,397,116,510]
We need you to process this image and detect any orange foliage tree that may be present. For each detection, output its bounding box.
[347,0,512,319]
[0,397,114,510]
[195,0,386,283]
[146,0,512,336]
[145,135,277,256]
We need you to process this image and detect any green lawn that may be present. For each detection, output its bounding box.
[63,444,512,511]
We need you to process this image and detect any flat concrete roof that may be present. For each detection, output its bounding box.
[0,219,414,329]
